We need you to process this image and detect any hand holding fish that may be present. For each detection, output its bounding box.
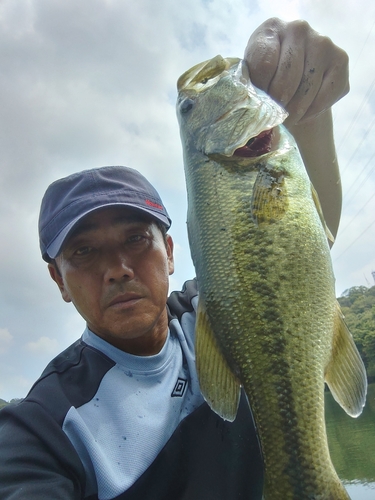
[244,18,349,125]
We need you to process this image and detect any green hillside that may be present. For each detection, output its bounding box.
[0,399,9,410]
[338,285,375,381]
[0,398,22,409]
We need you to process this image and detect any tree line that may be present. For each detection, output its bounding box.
[338,284,375,382]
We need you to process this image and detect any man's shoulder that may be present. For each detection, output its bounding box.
[167,278,198,322]
[22,339,116,422]
[39,338,114,378]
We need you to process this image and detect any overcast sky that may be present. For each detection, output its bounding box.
[0,0,374,401]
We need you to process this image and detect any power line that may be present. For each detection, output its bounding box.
[343,152,375,203]
[340,112,375,175]
[338,191,375,235]
[336,76,375,156]
[334,218,375,261]
[351,19,375,72]
[332,18,375,269]
[336,18,375,152]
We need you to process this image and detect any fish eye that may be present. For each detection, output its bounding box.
[180,98,194,114]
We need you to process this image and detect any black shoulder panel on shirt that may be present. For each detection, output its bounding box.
[167,279,198,322]
[24,340,116,425]
[90,391,263,500]
[0,399,86,499]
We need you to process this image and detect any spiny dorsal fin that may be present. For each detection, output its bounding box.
[325,302,367,417]
[195,297,241,421]
[311,183,335,243]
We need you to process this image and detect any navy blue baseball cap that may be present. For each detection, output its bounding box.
[39,166,172,262]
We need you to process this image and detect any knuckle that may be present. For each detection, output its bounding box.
[291,19,311,34]
[337,47,349,67]
[262,17,284,30]
[284,19,315,41]
[253,17,285,41]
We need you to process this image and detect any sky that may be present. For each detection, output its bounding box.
[0,0,374,401]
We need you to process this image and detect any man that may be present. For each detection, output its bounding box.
[0,18,348,500]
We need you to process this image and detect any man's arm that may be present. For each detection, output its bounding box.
[288,110,341,240]
[244,18,349,239]
[0,401,84,499]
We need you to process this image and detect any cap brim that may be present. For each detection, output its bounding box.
[46,203,171,259]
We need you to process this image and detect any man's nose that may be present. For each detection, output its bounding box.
[103,249,135,282]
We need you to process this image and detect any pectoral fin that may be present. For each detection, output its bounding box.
[325,302,367,417]
[195,298,241,421]
[251,169,288,225]
[311,183,334,243]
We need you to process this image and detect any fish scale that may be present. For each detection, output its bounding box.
[177,55,367,499]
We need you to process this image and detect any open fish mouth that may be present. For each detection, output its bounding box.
[233,128,274,157]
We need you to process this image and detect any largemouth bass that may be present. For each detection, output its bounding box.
[176,55,367,499]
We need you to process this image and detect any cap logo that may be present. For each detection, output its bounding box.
[145,199,163,210]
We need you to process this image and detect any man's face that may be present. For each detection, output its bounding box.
[48,206,174,355]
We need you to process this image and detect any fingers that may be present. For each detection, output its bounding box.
[244,18,350,124]
[269,21,318,114]
[280,27,349,123]
[298,42,349,122]
[244,18,283,93]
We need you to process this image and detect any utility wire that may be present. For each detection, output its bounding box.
[334,218,375,261]
[338,191,375,235]
[340,113,375,175]
[333,18,375,266]
[336,76,375,155]
[336,18,375,151]
[351,19,375,72]
[343,152,375,203]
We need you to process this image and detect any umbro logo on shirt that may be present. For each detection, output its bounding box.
[171,378,187,397]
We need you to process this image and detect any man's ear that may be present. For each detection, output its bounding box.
[166,234,175,276]
[48,262,72,303]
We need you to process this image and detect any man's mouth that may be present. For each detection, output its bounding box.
[108,293,143,308]
[233,128,274,157]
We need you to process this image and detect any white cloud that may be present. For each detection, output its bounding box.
[25,336,60,356]
[0,328,13,354]
[257,0,301,20]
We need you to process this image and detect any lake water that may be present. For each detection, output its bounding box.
[325,382,375,499]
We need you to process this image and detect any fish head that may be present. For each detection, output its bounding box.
[177,56,289,158]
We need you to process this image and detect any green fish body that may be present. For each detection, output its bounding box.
[176,56,367,499]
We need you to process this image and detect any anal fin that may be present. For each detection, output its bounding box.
[325,301,367,417]
[195,298,241,421]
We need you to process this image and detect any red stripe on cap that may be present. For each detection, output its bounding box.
[145,199,163,210]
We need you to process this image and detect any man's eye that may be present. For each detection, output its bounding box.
[127,234,145,244]
[74,246,93,256]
